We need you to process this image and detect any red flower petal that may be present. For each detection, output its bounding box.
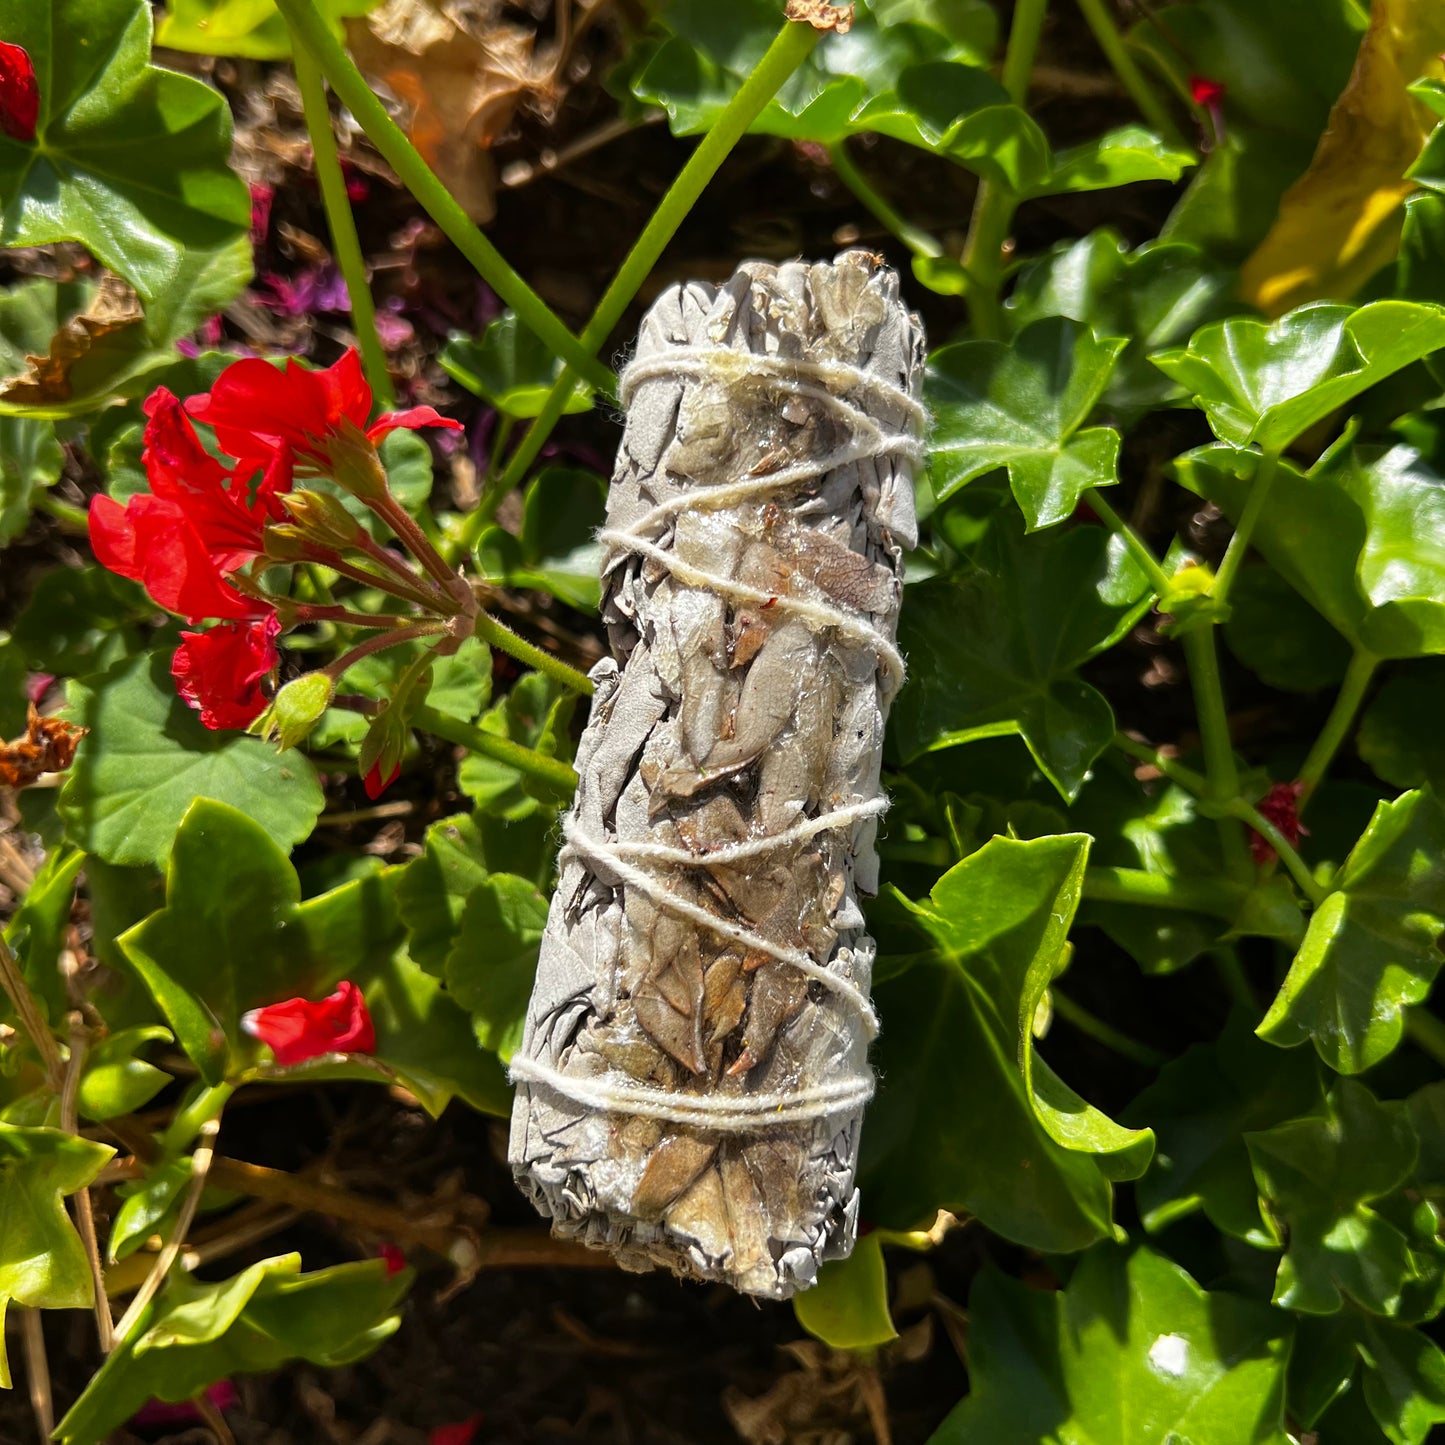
[1190,75,1226,108]
[363,757,402,800]
[430,1418,482,1445]
[171,615,280,731]
[378,1243,407,1275]
[0,42,39,144]
[1250,781,1308,864]
[89,494,266,621]
[367,405,464,442]
[242,980,377,1066]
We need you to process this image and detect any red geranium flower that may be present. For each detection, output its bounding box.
[1250,781,1308,864]
[0,42,39,143]
[185,349,460,492]
[171,615,281,731]
[242,980,377,1065]
[89,389,283,620]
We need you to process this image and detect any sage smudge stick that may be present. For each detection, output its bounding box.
[509,251,924,1299]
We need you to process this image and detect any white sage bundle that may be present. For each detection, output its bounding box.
[508,251,924,1299]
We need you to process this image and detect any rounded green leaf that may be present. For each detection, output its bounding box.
[793,1234,897,1351]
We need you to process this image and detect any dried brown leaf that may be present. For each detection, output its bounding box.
[0,272,143,406]
[0,705,87,790]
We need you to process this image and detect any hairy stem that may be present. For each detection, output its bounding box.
[1087,490,1174,594]
[1297,647,1379,811]
[323,622,449,682]
[290,32,394,407]
[1181,628,1254,882]
[414,703,577,797]
[474,610,595,695]
[460,14,824,530]
[273,0,615,396]
[1213,447,1281,603]
[1072,0,1188,146]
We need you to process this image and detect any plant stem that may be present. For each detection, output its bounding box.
[468,14,824,522]
[958,0,1046,337]
[1222,799,1328,904]
[322,621,449,682]
[367,490,469,603]
[159,1082,235,1156]
[114,1106,226,1341]
[20,1308,52,1439]
[1181,628,1254,882]
[1051,988,1167,1067]
[290,604,414,630]
[1112,731,1209,794]
[348,527,456,611]
[290,546,444,612]
[289,30,394,408]
[0,931,64,1091]
[1212,945,1257,1012]
[474,610,594,695]
[1405,1009,1445,1070]
[62,1017,115,1354]
[1297,647,1379,810]
[273,0,615,397]
[1082,865,1245,918]
[1072,0,1188,146]
[414,703,577,797]
[1213,447,1281,604]
[827,140,949,263]
[1086,489,1174,594]
[35,492,91,533]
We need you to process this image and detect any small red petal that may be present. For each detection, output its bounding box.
[430,1418,482,1445]
[1190,75,1226,108]
[363,757,402,800]
[367,405,464,442]
[378,1243,407,1275]
[243,980,376,1066]
[0,42,39,143]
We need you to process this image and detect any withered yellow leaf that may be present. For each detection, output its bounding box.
[1239,0,1445,316]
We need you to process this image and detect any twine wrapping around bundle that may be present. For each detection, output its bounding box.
[508,251,924,1299]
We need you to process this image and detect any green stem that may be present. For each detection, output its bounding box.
[1087,490,1173,594]
[273,0,614,397]
[827,140,950,263]
[958,0,1046,337]
[1051,988,1167,1067]
[159,1082,234,1156]
[1111,731,1209,795]
[1222,799,1328,904]
[474,610,594,695]
[1072,0,1189,147]
[35,492,91,533]
[1405,1009,1445,1071]
[289,31,394,408]
[413,703,577,797]
[323,621,447,681]
[455,14,824,533]
[1297,647,1379,810]
[1082,865,1245,918]
[1213,447,1281,604]
[1212,945,1257,1013]
[1181,628,1254,882]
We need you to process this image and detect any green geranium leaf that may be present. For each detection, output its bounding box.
[0,414,62,544]
[156,0,377,60]
[3,846,85,1026]
[1175,443,1445,660]
[1225,566,1353,692]
[931,1245,1293,1445]
[107,1157,191,1263]
[1126,1011,1323,1244]
[0,1124,115,1387]
[1152,301,1445,452]
[1004,231,1233,420]
[10,565,155,678]
[54,1255,408,1444]
[1030,125,1196,198]
[117,799,404,1081]
[1247,1080,1419,1316]
[58,651,324,870]
[892,513,1153,800]
[0,0,250,307]
[440,312,595,419]
[77,1025,173,1121]
[1399,194,1445,306]
[476,467,606,612]
[927,317,1125,530]
[862,834,1153,1251]
[395,814,493,975]
[1258,788,1445,1074]
[1357,1317,1445,1445]
[1358,661,1445,794]
[793,1233,897,1351]
[631,1,1054,192]
[445,873,549,1061]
